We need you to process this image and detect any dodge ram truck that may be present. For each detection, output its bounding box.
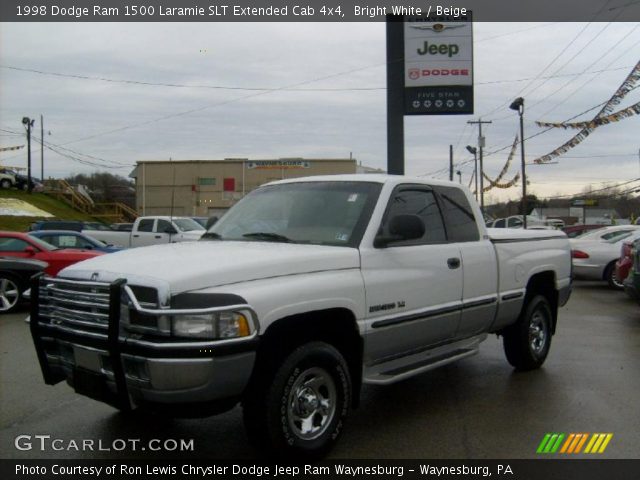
[29,175,571,457]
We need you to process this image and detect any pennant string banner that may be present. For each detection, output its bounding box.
[533,59,640,164]
[535,101,640,129]
[0,145,24,152]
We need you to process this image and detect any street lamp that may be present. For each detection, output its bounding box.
[22,117,35,193]
[509,97,526,228]
[466,145,478,201]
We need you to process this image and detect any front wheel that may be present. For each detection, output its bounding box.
[503,295,553,371]
[242,341,351,459]
[0,179,11,189]
[0,274,22,313]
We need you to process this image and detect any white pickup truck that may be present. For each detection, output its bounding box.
[84,216,205,248]
[29,175,571,458]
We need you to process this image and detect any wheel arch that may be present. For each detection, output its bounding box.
[252,308,363,408]
[524,270,559,334]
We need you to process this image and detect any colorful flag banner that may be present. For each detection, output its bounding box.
[0,145,24,152]
[533,60,640,164]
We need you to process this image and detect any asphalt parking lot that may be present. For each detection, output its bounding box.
[1,281,639,460]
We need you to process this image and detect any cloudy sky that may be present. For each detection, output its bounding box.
[1,20,639,203]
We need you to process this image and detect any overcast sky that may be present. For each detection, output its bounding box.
[1,21,639,203]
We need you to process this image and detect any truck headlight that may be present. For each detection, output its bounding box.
[171,311,251,339]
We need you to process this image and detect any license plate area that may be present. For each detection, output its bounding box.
[73,367,117,406]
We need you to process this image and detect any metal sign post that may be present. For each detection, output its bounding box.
[386,13,474,175]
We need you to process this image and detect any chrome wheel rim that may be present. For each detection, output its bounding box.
[0,278,19,312]
[287,367,336,440]
[529,310,548,357]
[611,270,624,288]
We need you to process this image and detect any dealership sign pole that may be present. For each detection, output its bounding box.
[386,12,474,175]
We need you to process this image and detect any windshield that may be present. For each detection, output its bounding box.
[28,235,57,251]
[174,218,206,232]
[206,181,381,247]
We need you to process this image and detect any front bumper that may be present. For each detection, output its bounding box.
[29,275,258,411]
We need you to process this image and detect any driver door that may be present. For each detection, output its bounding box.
[360,185,463,364]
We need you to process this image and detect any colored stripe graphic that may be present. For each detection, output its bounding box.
[585,433,613,454]
[537,433,565,453]
[538,433,613,454]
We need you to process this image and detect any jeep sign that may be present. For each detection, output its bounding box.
[403,13,474,114]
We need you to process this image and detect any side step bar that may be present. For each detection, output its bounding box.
[363,335,485,385]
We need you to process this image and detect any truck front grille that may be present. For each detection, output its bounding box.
[40,278,112,336]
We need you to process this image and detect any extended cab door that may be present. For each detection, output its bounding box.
[131,218,156,247]
[433,186,498,337]
[154,219,175,244]
[360,184,463,364]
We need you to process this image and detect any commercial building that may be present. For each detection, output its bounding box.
[129,158,359,217]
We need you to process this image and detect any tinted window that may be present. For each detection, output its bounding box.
[156,219,172,233]
[0,238,31,251]
[494,219,506,228]
[137,219,154,232]
[508,217,523,228]
[434,186,480,242]
[602,230,632,241]
[381,186,446,246]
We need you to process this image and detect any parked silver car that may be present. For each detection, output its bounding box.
[570,226,640,288]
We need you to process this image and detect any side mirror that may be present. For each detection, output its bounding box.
[374,214,425,248]
[24,246,37,256]
[164,226,178,235]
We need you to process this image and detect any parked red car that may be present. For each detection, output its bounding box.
[615,239,636,286]
[0,232,103,276]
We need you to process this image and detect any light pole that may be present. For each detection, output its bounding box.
[466,145,478,201]
[510,97,526,229]
[22,117,35,193]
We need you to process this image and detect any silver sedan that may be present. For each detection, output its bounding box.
[571,226,640,288]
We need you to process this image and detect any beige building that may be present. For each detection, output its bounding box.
[130,158,358,217]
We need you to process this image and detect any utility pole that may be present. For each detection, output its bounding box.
[40,114,44,181]
[22,117,35,193]
[467,119,492,213]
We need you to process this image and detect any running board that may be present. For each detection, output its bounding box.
[363,334,485,385]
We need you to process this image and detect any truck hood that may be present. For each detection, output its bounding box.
[59,240,360,295]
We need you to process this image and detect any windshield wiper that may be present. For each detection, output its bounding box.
[242,232,293,243]
[200,232,223,240]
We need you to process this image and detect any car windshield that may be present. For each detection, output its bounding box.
[27,235,57,251]
[206,181,382,247]
[174,218,205,232]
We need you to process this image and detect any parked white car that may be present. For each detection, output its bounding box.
[570,226,640,288]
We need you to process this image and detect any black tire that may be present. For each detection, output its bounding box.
[503,295,553,371]
[242,341,351,459]
[0,274,22,313]
[0,179,11,189]
[604,262,623,290]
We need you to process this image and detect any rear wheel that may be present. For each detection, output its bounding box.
[242,341,351,459]
[605,262,624,289]
[503,295,553,371]
[0,274,22,313]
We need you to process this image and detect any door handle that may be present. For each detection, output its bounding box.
[447,257,461,269]
[155,235,161,239]
[133,234,140,238]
